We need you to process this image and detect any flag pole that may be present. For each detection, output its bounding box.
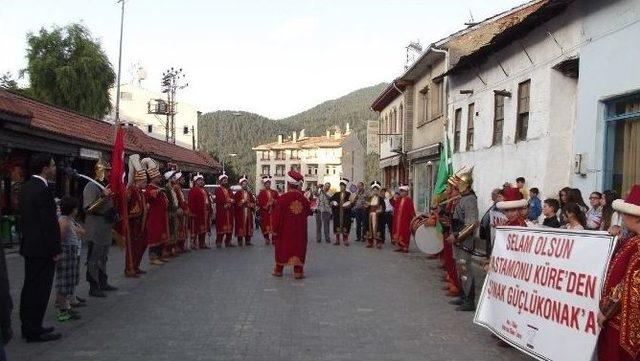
[114,0,125,127]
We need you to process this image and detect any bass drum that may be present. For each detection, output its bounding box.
[414,225,444,255]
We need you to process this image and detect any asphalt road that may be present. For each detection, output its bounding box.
[5,219,531,361]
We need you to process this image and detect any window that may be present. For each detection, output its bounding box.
[183,126,189,135]
[291,164,300,172]
[275,165,285,176]
[516,80,531,141]
[398,104,404,133]
[291,149,300,160]
[261,165,270,176]
[325,165,337,175]
[275,150,285,160]
[275,181,285,193]
[120,91,132,101]
[260,151,270,160]
[419,86,429,125]
[467,103,475,150]
[147,124,153,133]
[453,108,462,152]
[431,80,444,118]
[604,94,640,196]
[306,149,317,159]
[307,164,318,175]
[391,108,397,134]
[493,94,505,146]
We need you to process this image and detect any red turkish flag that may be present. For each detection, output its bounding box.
[110,125,129,248]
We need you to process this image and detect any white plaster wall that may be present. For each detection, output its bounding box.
[448,5,583,212]
[572,0,640,195]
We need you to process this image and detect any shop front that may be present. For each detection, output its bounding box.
[408,143,440,213]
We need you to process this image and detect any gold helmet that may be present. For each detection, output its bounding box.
[94,158,112,182]
[455,166,474,193]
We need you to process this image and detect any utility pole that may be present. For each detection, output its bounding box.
[191,125,195,150]
[114,0,126,125]
[160,67,188,144]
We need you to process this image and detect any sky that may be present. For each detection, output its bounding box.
[1,0,527,119]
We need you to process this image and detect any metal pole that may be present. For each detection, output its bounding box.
[115,0,125,125]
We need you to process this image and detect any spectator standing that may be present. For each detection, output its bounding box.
[515,177,529,200]
[562,203,587,230]
[353,182,367,242]
[55,197,84,322]
[542,199,561,228]
[600,190,620,231]
[479,188,502,253]
[586,192,604,230]
[527,187,542,223]
[568,188,589,213]
[315,182,332,243]
[18,153,62,342]
[557,186,572,224]
[380,188,393,243]
[0,212,13,357]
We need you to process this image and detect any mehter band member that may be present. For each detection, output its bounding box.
[364,181,385,249]
[142,158,169,266]
[234,175,256,247]
[272,170,312,279]
[330,178,352,246]
[391,184,415,253]
[214,173,235,247]
[257,175,278,245]
[189,174,210,249]
[124,154,148,278]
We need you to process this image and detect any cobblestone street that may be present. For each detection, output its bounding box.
[6,220,530,361]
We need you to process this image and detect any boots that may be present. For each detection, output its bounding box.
[89,282,106,298]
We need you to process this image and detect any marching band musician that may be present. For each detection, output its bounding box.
[189,174,211,249]
[171,171,189,253]
[257,175,279,245]
[142,158,170,266]
[445,168,480,312]
[163,170,181,258]
[124,155,148,278]
[495,187,528,227]
[391,183,415,253]
[271,170,312,279]
[364,181,385,249]
[597,184,640,361]
[437,180,461,298]
[233,175,256,247]
[330,178,353,246]
[214,173,235,247]
[83,158,118,297]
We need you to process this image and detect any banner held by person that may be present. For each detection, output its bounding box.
[474,226,616,361]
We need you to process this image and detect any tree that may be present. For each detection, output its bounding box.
[23,23,115,118]
[0,72,18,90]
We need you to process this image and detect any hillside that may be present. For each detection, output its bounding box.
[198,82,386,180]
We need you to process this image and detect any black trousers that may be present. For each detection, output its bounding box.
[20,257,55,337]
[354,208,366,241]
[380,212,393,242]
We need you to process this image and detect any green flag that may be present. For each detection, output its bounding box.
[433,134,453,198]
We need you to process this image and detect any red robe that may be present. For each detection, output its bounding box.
[257,189,279,235]
[233,189,256,237]
[273,189,312,266]
[214,186,234,235]
[391,196,416,250]
[125,185,147,272]
[172,184,188,241]
[144,184,169,247]
[598,236,640,361]
[188,186,210,236]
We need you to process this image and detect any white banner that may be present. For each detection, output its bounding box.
[474,226,616,361]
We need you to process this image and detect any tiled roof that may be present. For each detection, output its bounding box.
[253,134,348,150]
[0,89,219,172]
[443,0,549,67]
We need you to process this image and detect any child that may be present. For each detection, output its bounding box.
[562,202,586,230]
[55,197,85,322]
[542,199,561,228]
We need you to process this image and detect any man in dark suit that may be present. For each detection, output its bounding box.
[18,153,62,342]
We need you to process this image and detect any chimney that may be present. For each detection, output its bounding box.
[326,130,330,138]
[299,129,305,139]
[346,123,350,134]
[333,126,341,139]
[277,134,283,144]
[292,131,297,143]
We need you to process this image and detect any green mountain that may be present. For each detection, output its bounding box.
[198,82,386,180]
